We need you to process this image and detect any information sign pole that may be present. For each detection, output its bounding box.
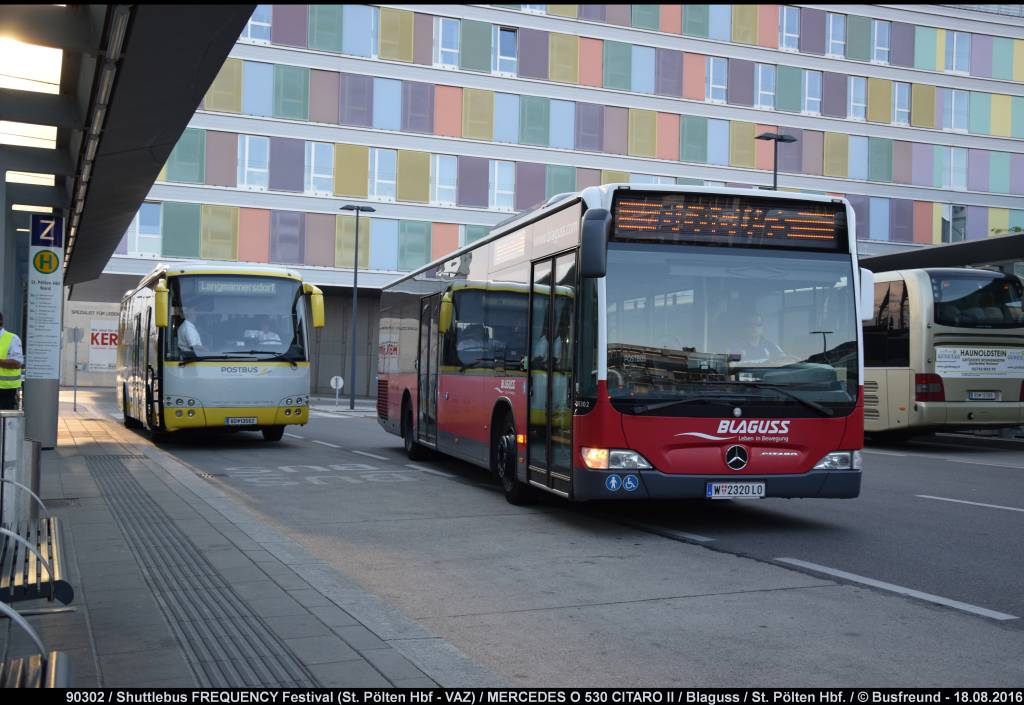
[24,215,64,449]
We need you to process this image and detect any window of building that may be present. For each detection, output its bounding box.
[520,4,546,14]
[137,202,162,255]
[630,174,675,185]
[848,76,867,120]
[491,26,517,75]
[434,17,460,68]
[803,70,822,115]
[943,147,967,190]
[431,154,457,205]
[490,160,515,211]
[940,204,967,243]
[304,141,333,195]
[826,13,845,58]
[368,148,397,201]
[237,135,269,190]
[706,57,727,103]
[756,64,776,110]
[945,31,971,73]
[779,6,800,51]
[872,20,890,64]
[945,89,969,132]
[893,82,910,125]
[243,5,272,43]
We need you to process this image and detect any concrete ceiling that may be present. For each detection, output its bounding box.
[861,233,1024,273]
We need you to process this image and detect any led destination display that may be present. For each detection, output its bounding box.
[613,192,848,251]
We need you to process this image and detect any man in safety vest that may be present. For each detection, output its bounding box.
[0,312,24,410]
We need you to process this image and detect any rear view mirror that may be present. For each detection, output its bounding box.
[439,291,453,334]
[154,279,168,328]
[860,268,875,321]
[303,282,325,328]
[580,208,611,278]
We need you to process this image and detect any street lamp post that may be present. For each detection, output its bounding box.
[755,132,798,190]
[340,204,375,410]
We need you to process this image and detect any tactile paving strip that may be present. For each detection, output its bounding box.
[85,455,319,687]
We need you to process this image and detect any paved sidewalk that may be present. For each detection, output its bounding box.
[310,396,378,418]
[0,394,495,687]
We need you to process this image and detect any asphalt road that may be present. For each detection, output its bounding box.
[104,396,1024,685]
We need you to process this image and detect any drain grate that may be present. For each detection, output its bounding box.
[85,455,319,687]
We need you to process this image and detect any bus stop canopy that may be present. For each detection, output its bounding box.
[860,234,1024,274]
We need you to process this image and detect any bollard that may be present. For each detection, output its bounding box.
[26,439,42,521]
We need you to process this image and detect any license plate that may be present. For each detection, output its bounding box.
[225,417,258,426]
[706,482,766,499]
[968,391,998,401]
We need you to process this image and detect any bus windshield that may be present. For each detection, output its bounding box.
[166,275,307,362]
[930,271,1024,329]
[605,245,858,416]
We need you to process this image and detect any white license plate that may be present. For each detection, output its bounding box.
[225,417,258,426]
[706,482,766,499]
[968,391,998,401]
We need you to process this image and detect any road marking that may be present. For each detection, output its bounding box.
[284,433,304,440]
[353,450,389,461]
[916,495,1024,514]
[865,449,1022,468]
[775,557,1018,622]
[405,463,456,478]
[862,449,907,457]
[312,440,341,449]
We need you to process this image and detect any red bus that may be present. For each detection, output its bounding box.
[377,185,874,504]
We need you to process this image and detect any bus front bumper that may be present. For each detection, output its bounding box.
[163,405,309,431]
[572,468,861,501]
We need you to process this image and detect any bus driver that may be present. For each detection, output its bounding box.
[176,305,206,356]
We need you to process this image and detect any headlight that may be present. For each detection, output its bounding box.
[814,451,861,471]
[581,448,652,470]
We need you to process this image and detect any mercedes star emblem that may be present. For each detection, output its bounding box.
[725,445,749,471]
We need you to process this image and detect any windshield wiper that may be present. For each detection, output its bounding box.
[629,396,741,415]
[239,350,300,368]
[724,381,834,417]
[179,354,236,367]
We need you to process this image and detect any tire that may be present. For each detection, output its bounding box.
[492,412,535,506]
[262,426,285,442]
[402,404,431,460]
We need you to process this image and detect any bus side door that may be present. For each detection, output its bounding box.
[417,294,440,446]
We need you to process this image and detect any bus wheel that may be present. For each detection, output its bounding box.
[402,406,430,460]
[262,426,285,442]
[493,413,535,506]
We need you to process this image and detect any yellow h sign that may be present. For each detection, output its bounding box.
[32,250,59,274]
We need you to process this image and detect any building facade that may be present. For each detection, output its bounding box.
[106,3,1024,392]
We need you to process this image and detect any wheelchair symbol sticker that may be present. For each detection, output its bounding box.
[622,474,639,492]
[605,474,622,492]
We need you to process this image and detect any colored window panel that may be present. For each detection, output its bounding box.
[268,137,304,193]
[1013,97,1024,139]
[412,13,432,65]
[656,113,680,161]
[681,115,708,163]
[460,19,491,72]
[457,156,489,207]
[576,167,601,190]
[967,150,988,192]
[683,53,705,101]
[729,121,755,169]
[333,144,369,198]
[775,66,802,113]
[683,5,709,38]
[707,119,729,166]
[866,78,891,124]
[339,73,373,127]
[335,215,369,270]
[238,208,270,263]
[627,109,656,158]
[308,5,343,52]
[914,27,937,70]
[341,5,375,58]
[910,143,933,187]
[462,89,494,140]
[397,150,430,203]
[602,170,629,185]
[310,70,340,124]
[167,128,205,184]
[655,48,682,97]
[992,37,1014,81]
[579,38,603,87]
[912,202,933,245]
[970,34,992,78]
[989,208,1010,237]
[708,5,731,41]
[519,95,550,146]
[799,7,825,54]
[868,198,890,241]
[966,206,987,241]
[205,59,242,112]
[273,65,309,120]
[271,5,307,47]
[431,222,459,261]
[910,84,935,129]
[848,135,868,180]
[398,221,431,271]
[758,5,779,49]
[549,33,579,83]
[199,205,237,261]
[401,82,433,134]
[1011,208,1024,230]
[379,8,413,61]
[369,218,399,271]
[631,46,656,94]
[867,137,892,183]
[604,106,628,155]
[989,152,1010,195]
[728,59,754,107]
[631,5,659,30]
[548,5,578,19]
[518,28,549,80]
[242,61,273,116]
[777,127,801,173]
[575,102,604,151]
[435,85,462,138]
[604,41,632,90]
[990,95,1011,138]
[515,162,546,211]
[549,100,575,150]
[162,202,201,258]
[890,199,913,243]
[494,93,520,144]
[546,164,575,199]
[660,5,681,33]
[890,22,915,67]
[891,141,912,184]
[372,78,402,131]
[731,5,756,45]
[754,124,774,171]
[823,132,848,177]
[1015,40,1024,81]
[205,131,237,188]
[304,213,336,267]
[821,71,846,118]
[801,130,823,176]
[845,15,871,62]
[969,92,990,135]
[461,225,490,247]
[605,5,630,26]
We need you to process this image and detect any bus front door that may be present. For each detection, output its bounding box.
[528,254,576,497]
[418,294,440,446]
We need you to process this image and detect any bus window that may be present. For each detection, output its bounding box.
[485,289,528,370]
[930,272,1024,329]
[450,289,490,369]
[864,281,909,367]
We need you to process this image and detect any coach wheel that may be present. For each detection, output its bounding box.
[493,412,535,506]
[262,426,285,442]
[402,404,430,460]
